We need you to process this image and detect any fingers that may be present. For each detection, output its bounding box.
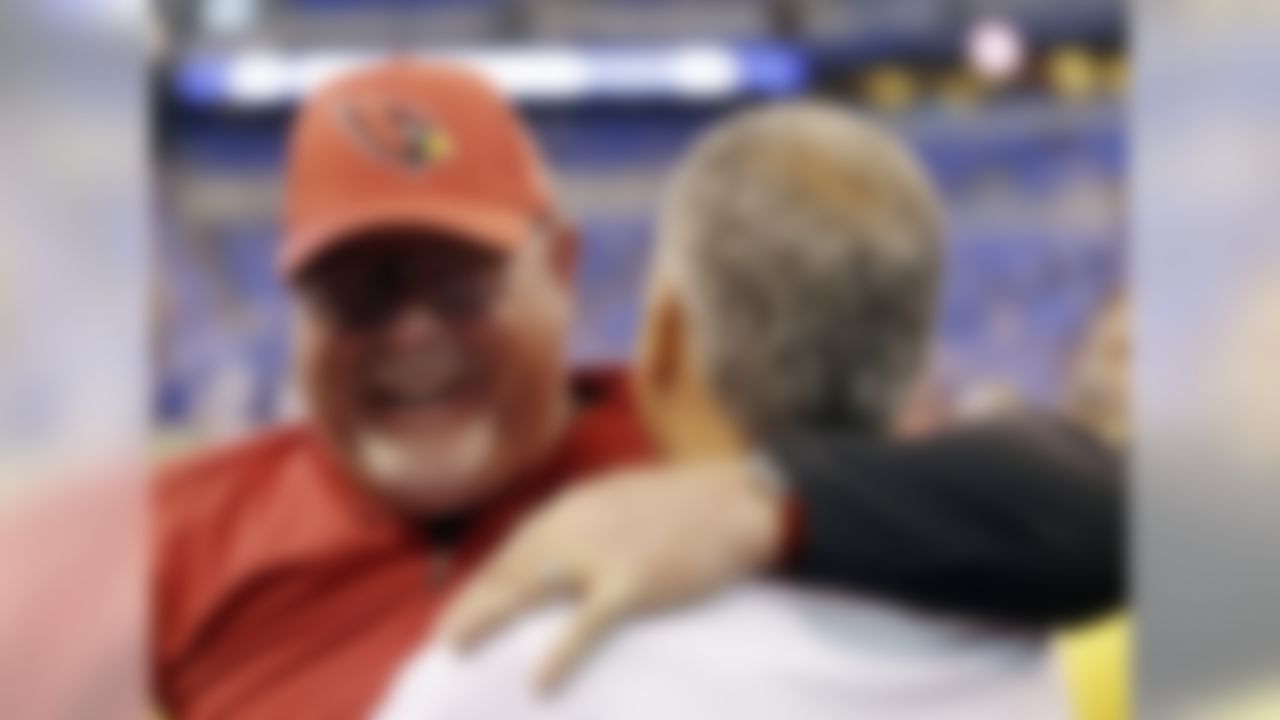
[536,575,635,695]
[445,555,562,652]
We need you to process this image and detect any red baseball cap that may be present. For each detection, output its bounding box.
[280,59,559,277]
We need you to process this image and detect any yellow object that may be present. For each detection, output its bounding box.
[859,65,918,114]
[937,70,985,112]
[1059,615,1130,720]
[1099,55,1129,97]
[425,130,453,162]
[1047,45,1101,103]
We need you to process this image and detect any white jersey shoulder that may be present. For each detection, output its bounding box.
[374,581,1070,720]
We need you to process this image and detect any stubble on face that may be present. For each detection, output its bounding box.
[295,231,577,515]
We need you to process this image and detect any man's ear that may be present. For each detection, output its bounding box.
[638,286,688,399]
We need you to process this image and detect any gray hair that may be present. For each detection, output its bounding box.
[655,101,943,436]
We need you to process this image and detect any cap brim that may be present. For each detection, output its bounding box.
[280,195,530,279]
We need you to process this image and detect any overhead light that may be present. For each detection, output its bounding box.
[447,47,591,101]
[173,44,807,107]
[225,50,293,106]
[966,17,1025,83]
[668,45,740,99]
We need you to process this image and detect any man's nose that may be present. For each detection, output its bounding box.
[381,301,447,349]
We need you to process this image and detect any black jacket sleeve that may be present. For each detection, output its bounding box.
[768,414,1124,626]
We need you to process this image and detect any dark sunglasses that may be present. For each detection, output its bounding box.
[300,250,505,330]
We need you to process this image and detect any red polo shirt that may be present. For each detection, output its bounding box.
[153,370,654,719]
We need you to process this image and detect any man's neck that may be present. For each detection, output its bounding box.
[655,408,747,463]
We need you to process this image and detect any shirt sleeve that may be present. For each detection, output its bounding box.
[767,413,1124,626]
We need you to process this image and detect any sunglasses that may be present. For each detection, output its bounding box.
[300,246,506,330]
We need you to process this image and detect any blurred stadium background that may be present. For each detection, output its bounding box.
[152,0,1125,443]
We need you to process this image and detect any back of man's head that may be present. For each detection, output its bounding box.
[652,101,943,438]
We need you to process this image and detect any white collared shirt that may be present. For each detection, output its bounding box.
[374,581,1070,720]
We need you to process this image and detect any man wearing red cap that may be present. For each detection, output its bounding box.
[153,61,1120,719]
[154,61,651,719]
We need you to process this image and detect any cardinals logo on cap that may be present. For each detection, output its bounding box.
[336,97,453,172]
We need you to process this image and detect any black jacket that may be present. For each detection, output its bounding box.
[771,414,1123,625]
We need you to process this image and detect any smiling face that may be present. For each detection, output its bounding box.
[293,227,575,515]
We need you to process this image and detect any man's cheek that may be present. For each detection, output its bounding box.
[458,328,507,391]
[306,348,366,429]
